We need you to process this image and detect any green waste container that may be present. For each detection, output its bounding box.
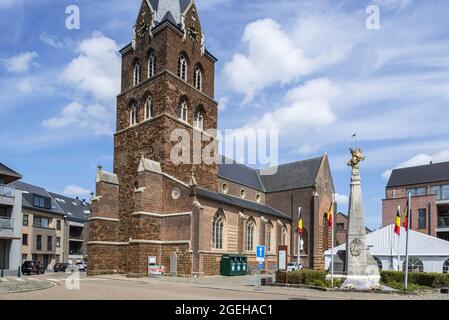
[240,256,248,275]
[221,255,249,276]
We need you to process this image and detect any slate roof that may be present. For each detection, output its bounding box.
[218,155,324,193]
[11,181,64,216]
[386,161,449,188]
[218,156,264,191]
[259,156,324,192]
[0,163,22,184]
[196,187,291,220]
[49,192,90,223]
[148,0,192,25]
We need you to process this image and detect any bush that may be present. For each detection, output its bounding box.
[276,270,327,287]
[381,271,449,289]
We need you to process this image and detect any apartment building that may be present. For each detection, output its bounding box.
[12,181,66,270]
[50,193,90,264]
[382,161,449,241]
[0,163,23,275]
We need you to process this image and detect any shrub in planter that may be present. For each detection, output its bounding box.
[381,271,449,289]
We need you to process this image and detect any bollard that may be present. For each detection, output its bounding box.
[17,266,21,278]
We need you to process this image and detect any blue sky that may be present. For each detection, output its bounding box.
[1,0,449,229]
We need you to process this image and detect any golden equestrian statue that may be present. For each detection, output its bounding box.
[347,148,365,169]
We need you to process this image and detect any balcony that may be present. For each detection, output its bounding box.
[0,185,15,206]
[437,216,449,229]
[0,216,13,230]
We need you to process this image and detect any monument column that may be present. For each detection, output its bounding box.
[343,148,380,289]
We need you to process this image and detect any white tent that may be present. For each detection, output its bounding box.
[324,225,449,273]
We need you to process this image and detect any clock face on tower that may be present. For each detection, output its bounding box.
[187,24,200,42]
[137,18,150,39]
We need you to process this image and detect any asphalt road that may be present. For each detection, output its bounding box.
[0,272,444,300]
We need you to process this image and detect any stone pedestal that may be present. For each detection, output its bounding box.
[343,166,380,289]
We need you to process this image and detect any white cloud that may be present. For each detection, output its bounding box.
[43,102,113,136]
[335,193,349,206]
[1,51,38,73]
[382,149,449,180]
[61,32,121,102]
[223,14,354,104]
[63,185,91,199]
[40,33,69,49]
[243,78,339,134]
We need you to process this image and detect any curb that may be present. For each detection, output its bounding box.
[0,280,56,295]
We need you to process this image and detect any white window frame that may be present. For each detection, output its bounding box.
[246,220,255,251]
[133,62,141,86]
[178,101,188,123]
[148,52,156,78]
[130,104,138,126]
[194,110,203,130]
[194,65,202,91]
[145,96,153,120]
[178,55,187,81]
[212,212,224,250]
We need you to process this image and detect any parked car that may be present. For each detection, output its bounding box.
[287,262,303,272]
[21,261,46,275]
[75,262,87,272]
[53,263,71,273]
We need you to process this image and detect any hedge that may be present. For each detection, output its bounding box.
[276,270,331,287]
[381,271,449,288]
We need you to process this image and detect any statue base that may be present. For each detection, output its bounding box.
[341,275,381,290]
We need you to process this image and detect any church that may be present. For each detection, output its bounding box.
[87,0,335,277]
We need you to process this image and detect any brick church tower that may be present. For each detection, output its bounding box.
[88,0,220,276]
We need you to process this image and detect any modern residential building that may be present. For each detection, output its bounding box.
[50,193,90,264]
[0,163,23,275]
[12,181,66,270]
[382,161,449,241]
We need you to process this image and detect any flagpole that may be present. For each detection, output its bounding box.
[404,193,411,290]
[331,195,335,287]
[297,207,301,266]
[397,205,401,272]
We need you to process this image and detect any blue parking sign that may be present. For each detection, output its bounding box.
[258,261,264,270]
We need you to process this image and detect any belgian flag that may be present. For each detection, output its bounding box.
[298,207,304,236]
[326,203,333,227]
[394,206,401,236]
[403,199,410,230]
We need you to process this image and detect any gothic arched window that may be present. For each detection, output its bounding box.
[194,109,203,130]
[212,210,225,250]
[177,101,188,123]
[145,96,153,120]
[403,257,424,273]
[246,219,255,251]
[133,61,141,86]
[130,103,138,126]
[193,65,202,91]
[265,222,273,252]
[178,54,187,81]
[148,51,156,78]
